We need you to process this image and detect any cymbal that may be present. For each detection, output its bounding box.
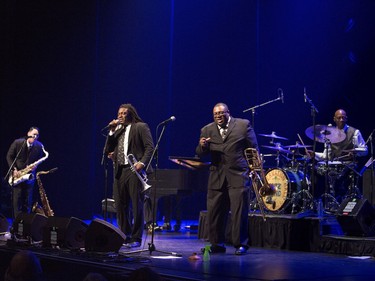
[262,145,291,154]
[258,132,288,140]
[305,125,346,144]
[284,144,312,149]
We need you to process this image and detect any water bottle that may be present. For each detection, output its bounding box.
[203,245,211,261]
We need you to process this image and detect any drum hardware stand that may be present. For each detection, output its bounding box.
[297,175,314,212]
[243,89,284,128]
[342,162,362,200]
[289,163,314,215]
[320,139,340,213]
[361,130,375,204]
[293,134,315,214]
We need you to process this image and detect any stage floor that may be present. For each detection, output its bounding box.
[1,217,375,281]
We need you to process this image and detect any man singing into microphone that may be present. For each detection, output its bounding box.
[105,103,154,248]
[6,127,45,219]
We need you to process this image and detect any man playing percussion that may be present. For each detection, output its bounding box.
[307,109,368,201]
[309,109,367,162]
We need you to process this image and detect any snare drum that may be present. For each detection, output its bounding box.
[263,168,302,212]
[316,161,344,177]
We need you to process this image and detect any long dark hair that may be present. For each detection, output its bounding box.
[119,103,143,123]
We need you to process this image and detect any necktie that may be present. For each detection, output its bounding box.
[220,126,227,139]
[117,128,126,165]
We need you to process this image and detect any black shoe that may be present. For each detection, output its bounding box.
[123,241,141,248]
[122,237,132,245]
[235,246,248,255]
[201,244,226,254]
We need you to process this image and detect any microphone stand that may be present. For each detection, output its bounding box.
[4,139,28,219]
[243,90,283,128]
[100,131,110,220]
[365,130,375,205]
[304,90,319,210]
[124,123,181,256]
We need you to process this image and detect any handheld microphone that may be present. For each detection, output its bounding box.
[26,135,36,139]
[159,116,176,125]
[102,119,119,130]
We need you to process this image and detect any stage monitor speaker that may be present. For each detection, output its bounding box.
[85,218,126,252]
[336,197,375,237]
[362,169,375,205]
[0,213,9,233]
[42,217,88,249]
[12,213,47,241]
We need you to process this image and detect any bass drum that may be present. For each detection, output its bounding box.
[263,168,302,212]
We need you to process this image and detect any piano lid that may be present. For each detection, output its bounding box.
[169,156,211,170]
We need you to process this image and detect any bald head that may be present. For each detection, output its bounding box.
[333,109,348,129]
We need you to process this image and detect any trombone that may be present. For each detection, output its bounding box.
[244,148,275,221]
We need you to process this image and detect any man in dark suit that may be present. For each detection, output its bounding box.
[105,104,154,248]
[6,127,46,219]
[196,103,258,255]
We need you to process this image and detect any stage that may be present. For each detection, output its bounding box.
[1,212,375,281]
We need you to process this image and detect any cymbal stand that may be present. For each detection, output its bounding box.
[273,142,290,167]
[291,156,314,214]
[320,139,339,213]
[342,161,362,200]
[304,88,319,205]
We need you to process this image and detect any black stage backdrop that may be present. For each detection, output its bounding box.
[1,1,375,219]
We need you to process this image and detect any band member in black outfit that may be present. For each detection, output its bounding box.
[308,109,367,200]
[196,103,259,255]
[6,127,45,219]
[105,104,154,248]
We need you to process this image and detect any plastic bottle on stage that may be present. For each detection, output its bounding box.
[203,245,211,261]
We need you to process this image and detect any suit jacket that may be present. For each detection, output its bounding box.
[6,138,45,171]
[106,122,154,176]
[196,117,258,189]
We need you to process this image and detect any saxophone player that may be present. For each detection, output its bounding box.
[6,127,45,219]
[105,104,154,248]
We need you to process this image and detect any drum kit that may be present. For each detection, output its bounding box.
[252,125,361,216]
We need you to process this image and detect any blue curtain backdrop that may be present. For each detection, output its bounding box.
[1,0,375,219]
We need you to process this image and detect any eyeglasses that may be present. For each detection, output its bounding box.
[213,111,228,117]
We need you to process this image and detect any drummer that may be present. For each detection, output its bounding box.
[307,109,368,162]
[307,109,367,201]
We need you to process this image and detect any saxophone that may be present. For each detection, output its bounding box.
[32,168,57,217]
[9,145,49,186]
